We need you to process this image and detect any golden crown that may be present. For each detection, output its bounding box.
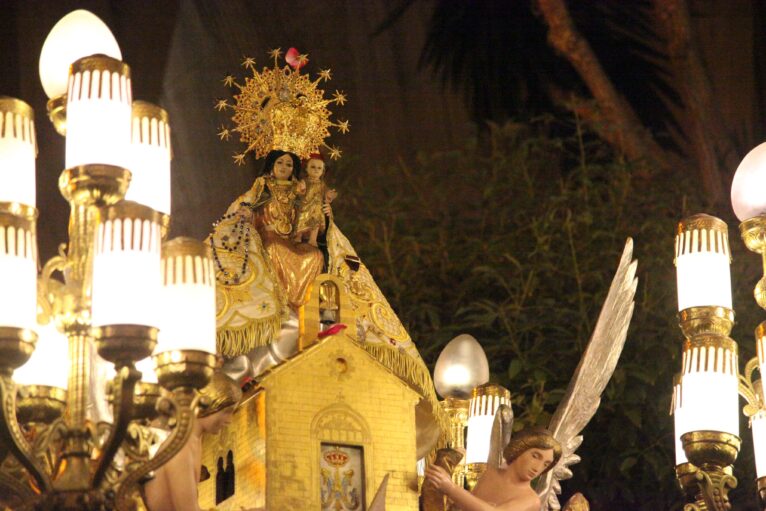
[323,447,349,468]
[216,48,349,165]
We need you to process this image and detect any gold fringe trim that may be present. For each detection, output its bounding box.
[217,314,283,357]
[361,342,451,438]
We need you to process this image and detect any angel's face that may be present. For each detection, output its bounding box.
[511,447,554,482]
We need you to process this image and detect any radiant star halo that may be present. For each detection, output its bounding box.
[217,48,349,165]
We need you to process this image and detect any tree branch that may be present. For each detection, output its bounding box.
[536,0,675,172]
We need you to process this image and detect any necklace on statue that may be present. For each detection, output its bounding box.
[210,213,251,285]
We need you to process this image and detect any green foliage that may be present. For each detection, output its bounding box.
[332,117,761,510]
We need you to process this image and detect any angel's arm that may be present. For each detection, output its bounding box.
[424,466,538,511]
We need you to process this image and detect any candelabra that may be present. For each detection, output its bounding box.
[672,141,766,510]
[0,10,217,510]
[432,334,510,489]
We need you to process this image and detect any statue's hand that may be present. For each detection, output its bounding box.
[424,465,453,493]
[322,203,333,219]
[296,180,307,194]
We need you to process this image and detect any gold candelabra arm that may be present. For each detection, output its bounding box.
[91,365,141,489]
[683,468,738,511]
[740,216,766,310]
[0,375,52,493]
[0,468,37,505]
[122,421,158,466]
[113,389,200,509]
[739,356,762,417]
[681,431,741,511]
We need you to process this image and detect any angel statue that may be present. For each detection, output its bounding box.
[425,238,638,511]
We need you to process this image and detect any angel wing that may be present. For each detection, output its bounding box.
[368,473,390,511]
[487,403,514,469]
[535,238,638,511]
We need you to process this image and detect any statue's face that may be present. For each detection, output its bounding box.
[510,447,554,482]
[272,154,294,179]
[205,407,236,435]
[306,158,325,179]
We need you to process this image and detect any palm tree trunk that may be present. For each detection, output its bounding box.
[654,0,733,205]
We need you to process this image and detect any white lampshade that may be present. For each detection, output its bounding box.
[675,215,732,311]
[65,55,132,170]
[731,142,766,221]
[752,380,766,478]
[0,98,36,207]
[0,215,37,331]
[753,411,766,478]
[92,201,162,328]
[465,383,511,465]
[125,101,171,215]
[433,334,490,399]
[39,9,121,99]
[671,374,688,465]
[679,339,739,437]
[157,237,216,354]
[14,321,68,389]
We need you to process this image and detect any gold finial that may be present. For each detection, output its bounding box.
[268,48,283,62]
[216,48,349,162]
[241,57,256,70]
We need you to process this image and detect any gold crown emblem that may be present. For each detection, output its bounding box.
[216,48,349,165]
[323,447,349,468]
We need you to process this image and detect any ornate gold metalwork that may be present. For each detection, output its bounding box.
[675,462,699,501]
[132,100,169,126]
[59,164,131,207]
[0,154,206,507]
[471,382,511,402]
[92,324,158,366]
[46,95,67,135]
[440,397,468,487]
[465,462,485,490]
[153,349,216,391]
[218,51,349,162]
[16,385,67,424]
[675,214,731,266]
[758,476,766,510]
[678,306,735,339]
[0,327,37,373]
[682,431,740,468]
[739,358,762,417]
[678,214,729,236]
[0,97,37,149]
[131,382,161,422]
[422,448,463,511]
[114,389,200,509]
[0,202,38,221]
[681,335,738,374]
[298,274,357,350]
[740,215,766,309]
[679,431,740,511]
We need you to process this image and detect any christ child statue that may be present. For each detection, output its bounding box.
[293,154,337,247]
[424,427,562,511]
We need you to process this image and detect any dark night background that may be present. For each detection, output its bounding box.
[3,1,766,510]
